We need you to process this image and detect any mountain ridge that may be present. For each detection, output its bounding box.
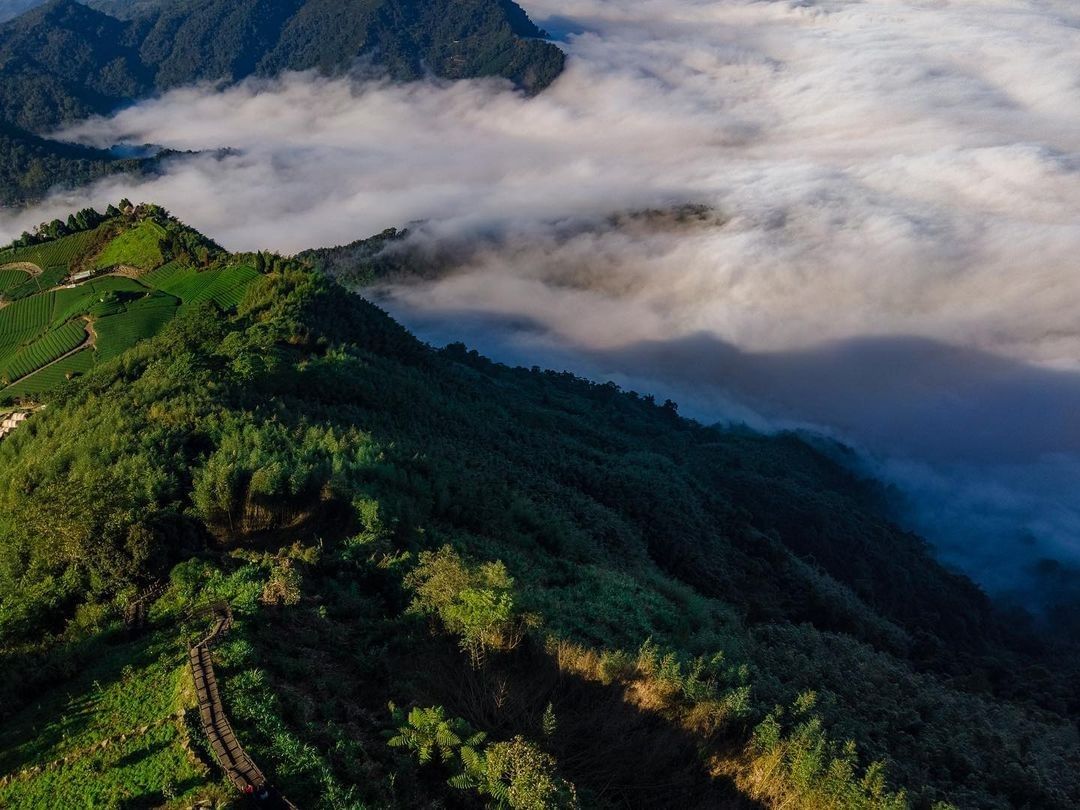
[0,0,565,203]
[0,205,1077,809]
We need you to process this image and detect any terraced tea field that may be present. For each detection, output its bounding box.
[95,297,179,363]
[0,350,95,400]
[0,267,30,295]
[0,228,103,276]
[143,263,259,309]
[1,320,88,383]
[0,216,264,403]
[2,266,70,302]
[0,293,53,340]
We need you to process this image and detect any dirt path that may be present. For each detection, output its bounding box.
[84,317,98,349]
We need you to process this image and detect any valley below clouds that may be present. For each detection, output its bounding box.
[4,0,1080,620]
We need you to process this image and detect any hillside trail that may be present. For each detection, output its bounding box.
[115,589,298,807]
[189,602,297,809]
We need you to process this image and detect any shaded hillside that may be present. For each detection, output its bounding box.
[0,122,159,204]
[0,208,1077,809]
[0,0,47,23]
[0,0,563,132]
[0,0,563,204]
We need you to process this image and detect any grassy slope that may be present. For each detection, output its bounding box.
[95,219,167,270]
[0,236,1076,809]
[0,620,213,809]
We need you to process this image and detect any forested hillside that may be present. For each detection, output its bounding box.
[0,207,1077,809]
[0,0,563,130]
[0,122,160,205]
[0,0,564,202]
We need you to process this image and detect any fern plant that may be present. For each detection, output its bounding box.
[452,735,578,810]
[386,703,486,766]
[388,705,578,809]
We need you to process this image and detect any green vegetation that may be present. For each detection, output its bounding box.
[0,611,217,808]
[200,265,261,309]
[0,320,86,384]
[0,122,154,206]
[146,263,261,310]
[389,706,579,810]
[0,267,65,302]
[52,277,148,325]
[0,293,53,339]
[146,264,218,302]
[0,206,258,402]
[21,227,102,269]
[0,225,113,301]
[94,219,167,271]
[94,296,179,363]
[406,546,537,665]
[141,259,195,290]
[0,208,1076,809]
[0,348,94,399]
[0,268,30,295]
[0,210,107,261]
[745,692,908,810]
[298,226,415,285]
[454,735,579,809]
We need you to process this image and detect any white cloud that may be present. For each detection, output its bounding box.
[5,0,1080,609]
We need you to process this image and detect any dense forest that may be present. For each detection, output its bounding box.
[0,207,1077,809]
[0,122,161,205]
[0,0,563,130]
[0,0,564,202]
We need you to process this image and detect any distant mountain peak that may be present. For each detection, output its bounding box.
[0,0,565,203]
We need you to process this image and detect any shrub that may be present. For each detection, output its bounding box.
[389,705,578,809]
[387,704,486,765]
[455,735,579,810]
[405,546,538,664]
[260,559,302,606]
[745,691,918,810]
[170,559,214,602]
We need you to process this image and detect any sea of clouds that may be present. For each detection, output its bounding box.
[3,0,1080,621]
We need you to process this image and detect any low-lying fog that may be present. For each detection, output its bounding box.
[4,0,1080,625]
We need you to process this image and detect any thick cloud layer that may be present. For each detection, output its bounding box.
[3,0,1080,619]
